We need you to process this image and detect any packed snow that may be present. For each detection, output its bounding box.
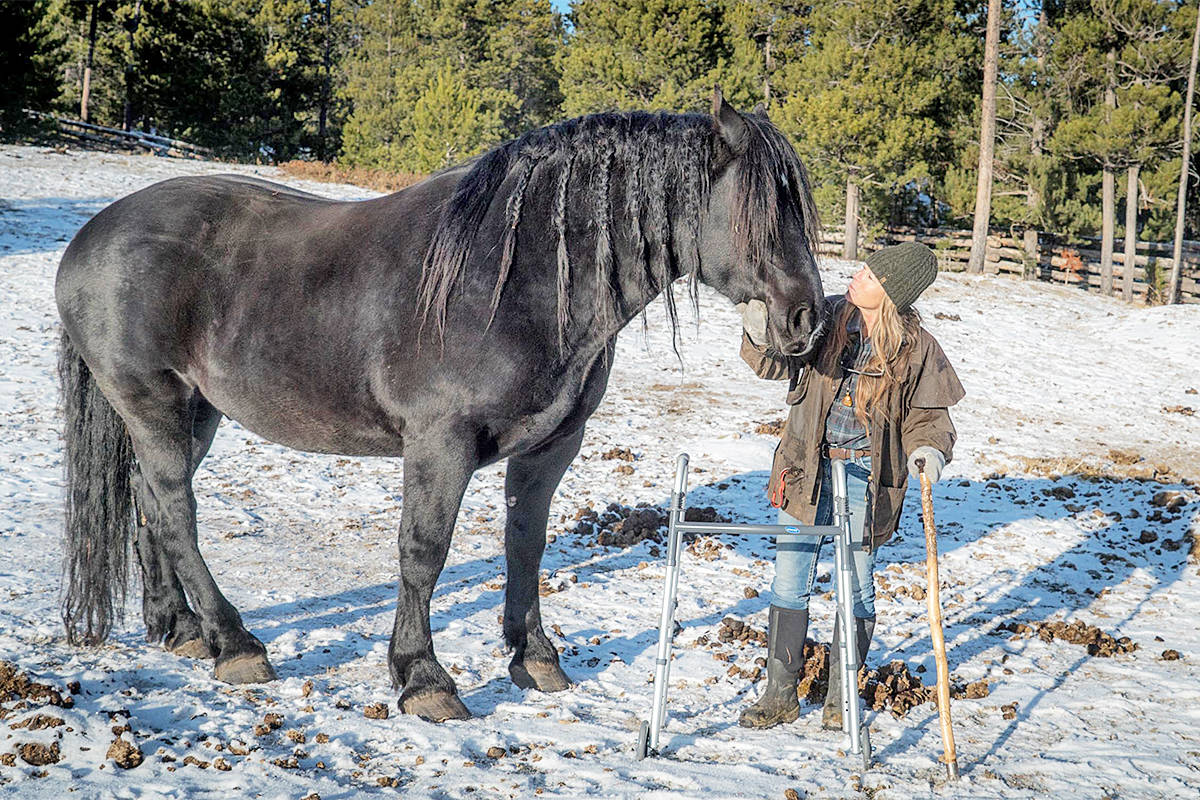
[1,144,1198,799]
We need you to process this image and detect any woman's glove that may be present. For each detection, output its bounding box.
[736,299,769,345]
[907,446,945,482]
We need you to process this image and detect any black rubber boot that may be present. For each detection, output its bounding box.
[822,614,875,730]
[738,606,809,729]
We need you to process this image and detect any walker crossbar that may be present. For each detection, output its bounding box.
[635,453,873,769]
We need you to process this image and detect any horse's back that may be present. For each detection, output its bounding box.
[53,172,435,455]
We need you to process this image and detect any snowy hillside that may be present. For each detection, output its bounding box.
[1,145,1198,799]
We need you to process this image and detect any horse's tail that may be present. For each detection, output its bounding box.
[59,328,134,645]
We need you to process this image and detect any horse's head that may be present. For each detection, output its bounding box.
[699,90,826,358]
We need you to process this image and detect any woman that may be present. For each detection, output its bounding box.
[736,241,964,730]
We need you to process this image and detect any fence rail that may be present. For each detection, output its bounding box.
[818,226,1200,304]
[27,110,211,160]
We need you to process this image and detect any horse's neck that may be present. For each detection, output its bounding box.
[564,244,690,359]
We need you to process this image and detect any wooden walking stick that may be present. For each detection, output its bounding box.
[916,457,960,780]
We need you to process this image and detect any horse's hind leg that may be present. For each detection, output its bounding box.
[114,376,275,684]
[133,398,222,659]
[503,426,585,693]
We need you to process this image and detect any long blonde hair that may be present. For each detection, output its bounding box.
[817,296,922,428]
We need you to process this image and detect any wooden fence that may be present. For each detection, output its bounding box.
[28,110,211,160]
[818,226,1200,304]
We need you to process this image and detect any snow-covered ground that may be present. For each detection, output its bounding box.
[1,144,1198,799]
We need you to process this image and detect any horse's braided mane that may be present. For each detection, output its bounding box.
[418,108,819,354]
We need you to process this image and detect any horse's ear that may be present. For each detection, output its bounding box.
[711,86,749,156]
[752,102,769,120]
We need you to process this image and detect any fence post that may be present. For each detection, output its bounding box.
[1022,229,1039,281]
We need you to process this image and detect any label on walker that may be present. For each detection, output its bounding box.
[785,526,800,533]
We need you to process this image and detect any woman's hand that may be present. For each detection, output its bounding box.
[737,299,769,345]
[907,446,945,482]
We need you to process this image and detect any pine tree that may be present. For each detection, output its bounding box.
[407,64,503,171]
[776,0,979,253]
[713,0,811,110]
[340,0,563,171]
[50,0,129,129]
[559,0,730,114]
[1,0,67,135]
[1051,0,1190,296]
[250,0,328,159]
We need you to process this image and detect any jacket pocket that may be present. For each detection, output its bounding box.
[768,441,806,510]
[869,484,909,545]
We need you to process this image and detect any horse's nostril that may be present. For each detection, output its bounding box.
[791,307,810,335]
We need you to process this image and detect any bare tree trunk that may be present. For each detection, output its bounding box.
[80,0,98,123]
[1101,166,1115,293]
[1170,6,1200,304]
[844,178,859,261]
[122,0,144,132]
[319,0,332,162]
[1123,164,1139,303]
[968,0,1002,274]
[1021,6,1047,282]
[763,27,773,107]
[1100,50,1116,296]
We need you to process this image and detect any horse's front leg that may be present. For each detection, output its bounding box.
[503,426,586,692]
[390,430,478,722]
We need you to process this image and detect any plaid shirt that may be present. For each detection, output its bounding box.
[823,317,873,451]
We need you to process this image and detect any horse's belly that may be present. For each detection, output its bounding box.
[200,384,405,458]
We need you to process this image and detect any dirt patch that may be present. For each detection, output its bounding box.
[0,662,74,712]
[710,626,988,718]
[106,737,143,769]
[753,419,785,437]
[253,712,285,736]
[718,617,768,647]
[363,703,389,720]
[18,741,60,767]
[1011,452,1198,484]
[648,381,705,392]
[797,643,986,716]
[573,503,665,547]
[995,619,1137,656]
[600,446,635,461]
[8,714,64,731]
[538,571,575,596]
[1151,491,1190,512]
[571,503,728,548]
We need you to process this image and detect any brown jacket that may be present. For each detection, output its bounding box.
[742,296,965,549]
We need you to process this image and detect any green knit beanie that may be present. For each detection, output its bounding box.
[865,241,938,312]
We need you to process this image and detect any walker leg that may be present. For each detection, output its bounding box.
[830,459,868,761]
[645,454,689,757]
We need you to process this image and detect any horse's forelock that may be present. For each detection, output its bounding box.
[730,115,821,276]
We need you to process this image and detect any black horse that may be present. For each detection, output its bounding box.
[56,91,825,721]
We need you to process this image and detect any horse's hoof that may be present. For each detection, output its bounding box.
[169,637,214,660]
[509,660,572,692]
[400,690,471,722]
[214,653,277,684]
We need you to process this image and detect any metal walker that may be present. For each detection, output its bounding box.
[635,453,872,768]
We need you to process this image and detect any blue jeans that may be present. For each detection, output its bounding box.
[769,456,877,617]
